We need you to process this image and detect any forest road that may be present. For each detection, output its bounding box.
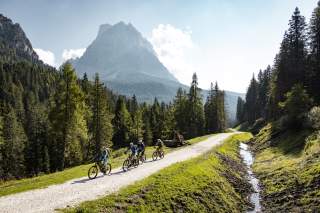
[0,132,238,213]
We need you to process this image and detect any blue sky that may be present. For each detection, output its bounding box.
[0,0,318,92]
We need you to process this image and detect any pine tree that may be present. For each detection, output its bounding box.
[150,98,162,140]
[186,73,205,138]
[49,63,88,170]
[279,84,312,128]
[143,117,153,146]
[25,103,50,176]
[236,97,246,124]
[161,104,176,139]
[245,75,259,123]
[257,66,272,118]
[1,105,26,179]
[308,1,320,103]
[271,7,308,116]
[0,115,4,179]
[173,88,188,135]
[131,108,144,142]
[112,96,131,147]
[205,82,226,133]
[91,73,113,156]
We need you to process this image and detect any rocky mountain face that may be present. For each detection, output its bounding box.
[72,21,243,123]
[0,14,39,63]
[72,22,177,83]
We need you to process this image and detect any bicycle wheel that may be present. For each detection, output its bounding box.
[123,159,130,172]
[134,158,139,167]
[105,163,112,175]
[139,154,146,164]
[152,151,158,161]
[88,165,98,179]
[159,151,164,159]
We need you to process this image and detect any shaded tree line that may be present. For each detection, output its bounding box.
[237,3,320,128]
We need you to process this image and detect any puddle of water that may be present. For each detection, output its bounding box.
[240,143,262,213]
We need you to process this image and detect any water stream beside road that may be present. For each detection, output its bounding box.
[240,143,262,213]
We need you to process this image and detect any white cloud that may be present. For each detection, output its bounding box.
[62,48,86,61]
[34,48,56,67]
[149,24,195,82]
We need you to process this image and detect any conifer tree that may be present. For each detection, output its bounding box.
[308,1,320,103]
[271,7,308,117]
[91,73,113,156]
[236,97,246,124]
[245,75,259,123]
[25,103,50,176]
[150,98,162,140]
[173,88,188,135]
[186,73,205,138]
[112,96,131,147]
[0,115,4,179]
[49,63,88,170]
[2,105,26,179]
[205,82,226,133]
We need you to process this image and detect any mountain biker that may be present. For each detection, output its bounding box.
[96,147,111,174]
[126,142,138,160]
[155,139,164,152]
[100,147,111,166]
[137,139,145,157]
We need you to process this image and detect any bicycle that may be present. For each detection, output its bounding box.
[138,152,147,164]
[122,154,139,172]
[88,160,111,179]
[152,148,164,161]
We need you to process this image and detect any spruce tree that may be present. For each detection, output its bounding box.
[2,105,26,179]
[91,73,113,156]
[245,75,259,123]
[308,1,320,103]
[49,63,88,170]
[272,7,308,114]
[236,97,246,124]
[112,96,131,147]
[25,104,50,176]
[173,88,188,135]
[186,73,205,138]
[150,98,162,140]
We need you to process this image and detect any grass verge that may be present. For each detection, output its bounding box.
[250,123,320,212]
[0,134,215,197]
[63,133,253,213]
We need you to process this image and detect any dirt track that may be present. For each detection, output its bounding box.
[0,133,236,213]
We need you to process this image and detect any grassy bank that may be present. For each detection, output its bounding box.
[63,133,253,213]
[0,134,214,197]
[250,123,320,212]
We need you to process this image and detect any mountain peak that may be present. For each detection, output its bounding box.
[97,21,140,39]
[0,14,39,62]
[73,21,177,82]
[97,23,112,36]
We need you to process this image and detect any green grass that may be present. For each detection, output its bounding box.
[251,123,320,212]
[62,133,253,213]
[0,134,215,197]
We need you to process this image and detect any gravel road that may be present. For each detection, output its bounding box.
[0,133,236,213]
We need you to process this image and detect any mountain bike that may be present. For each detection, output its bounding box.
[88,160,111,179]
[122,154,139,172]
[138,152,147,164]
[152,148,164,161]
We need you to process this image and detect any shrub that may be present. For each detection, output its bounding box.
[308,106,320,130]
[279,84,313,129]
